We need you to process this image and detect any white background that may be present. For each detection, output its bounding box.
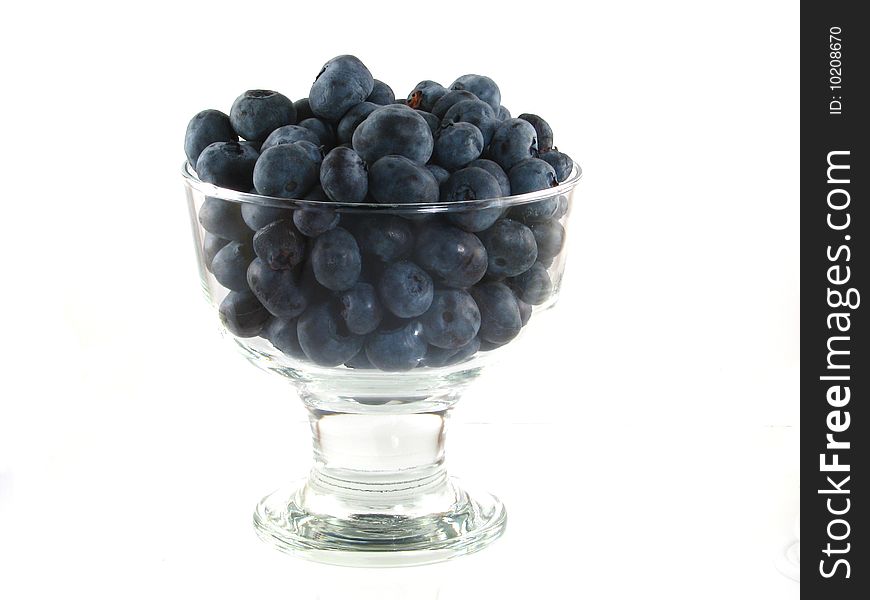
[0,1,799,598]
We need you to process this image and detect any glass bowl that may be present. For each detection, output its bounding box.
[182,160,582,566]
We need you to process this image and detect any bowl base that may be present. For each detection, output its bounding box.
[253,479,507,567]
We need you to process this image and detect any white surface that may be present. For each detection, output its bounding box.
[0,0,798,598]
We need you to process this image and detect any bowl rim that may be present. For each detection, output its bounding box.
[181,160,582,213]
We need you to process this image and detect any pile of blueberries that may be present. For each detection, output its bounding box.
[185,55,575,371]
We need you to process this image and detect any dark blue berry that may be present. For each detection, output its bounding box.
[310,227,361,291]
[414,224,488,288]
[294,207,339,237]
[365,320,428,371]
[253,143,319,198]
[426,164,450,185]
[293,98,315,122]
[508,159,559,222]
[478,219,538,278]
[345,348,375,369]
[320,147,368,203]
[407,80,448,112]
[417,111,441,135]
[539,150,574,182]
[442,99,498,146]
[488,119,539,171]
[246,258,308,318]
[430,89,478,119]
[199,197,252,242]
[336,101,379,144]
[203,232,229,272]
[366,79,395,105]
[219,290,270,338]
[516,296,533,326]
[298,117,336,148]
[529,219,565,262]
[517,113,554,152]
[353,215,414,262]
[433,122,484,170]
[230,90,296,144]
[253,219,306,270]
[468,159,511,196]
[450,74,501,112]
[338,282,383,335]
[262,317,305,359]
[440,167,504,232]
[212,241,253,291]
[185,109,237,168]
[368,155,439,204]
[241,203,293,231]
[309,55,374,121]
[470,282,522,344]
[352,106,434,165]
[260,125,321,152]
[420,289,481,350]
[378,261,434,318]
[196,141,259,191]
[508,262,553,305]
[297,302,364,366]
[497,106,511,120]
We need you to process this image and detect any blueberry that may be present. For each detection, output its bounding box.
[516,296,533,326]
[294,207,340,237]
[293,140,325,167]
[539,149,574,182]
[420,289,481,350]
[378,261,434,318]
[203,232,230,272]
[212,241,254,291]
[352,105,434,165]
[417,111,441,135]
[253,219,306,270]
[230,90,296,144]
[442,99,498,145]
[508,262,553,305]
[426,164,450,186]
[553,195,570,219]
[298,117,336,148]
[421,336,481,368]
[293,98,315,122]
[310,227,361,291]
[478,218,538,278]
[366,79,395,105]
[433,122,484,171]
[185,109,237,168]
[508,159,559,222]
[497,106,511,120]
[309,55,374,121]
[338,282,383,335]
[336,102,379,144]
[199,197,252,242]
[345,348,375,369]
[353,215,414,262]
[196,141,259,191]
[246,257,308,318]
[241,203,294,231]
[517,113,554,152]
[297,302,364,366]
[431,89,478,119]
[450,74,501,113]
[468,159,511,196]
[320,147,368,203]
[488,119,539,171]
[365,320,428,371]
[262,317,305,359]
[253,143,319,198]
[440,167,503,232]
[406,80,448,112]
[368,155,439,204]
[260,124,321,152]
[470,282,522,344]
[219,290,270,338]
[529,219,565,262]
[414,224,488,288]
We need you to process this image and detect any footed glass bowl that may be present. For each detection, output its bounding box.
[182,161,581,566]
